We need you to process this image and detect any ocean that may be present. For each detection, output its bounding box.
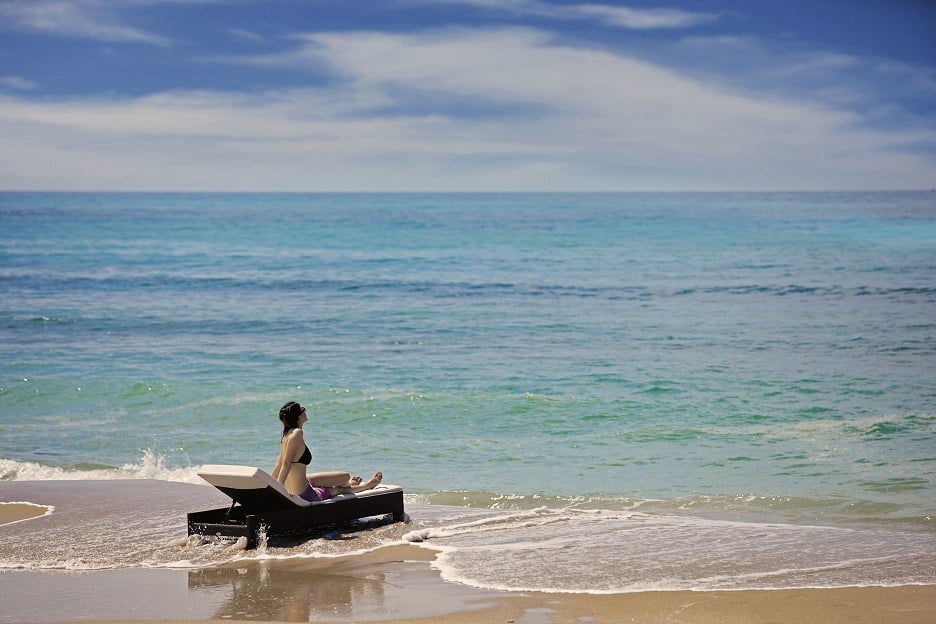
[1,191,934,595]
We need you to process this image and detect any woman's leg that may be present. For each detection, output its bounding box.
[334,472,382,493]
[306,470,352,487]
[308,470,383,494]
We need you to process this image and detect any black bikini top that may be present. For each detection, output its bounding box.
[296,444,312,465]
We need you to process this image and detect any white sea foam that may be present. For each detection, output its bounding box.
[404,505,936,593]
[1,471,933,591]
[0,450,205,484]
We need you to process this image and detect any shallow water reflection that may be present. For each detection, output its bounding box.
[189,564,388,621]
[186,547,503,622]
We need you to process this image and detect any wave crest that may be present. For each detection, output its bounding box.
[0,450,205,484]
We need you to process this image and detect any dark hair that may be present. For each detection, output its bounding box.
[279,401,304,438]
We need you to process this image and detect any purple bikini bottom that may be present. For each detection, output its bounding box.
[299,482,333,502]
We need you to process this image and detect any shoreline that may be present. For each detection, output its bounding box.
[3,481,935,622]
[3,547,934,623]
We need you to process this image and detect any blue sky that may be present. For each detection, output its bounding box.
[1,0,934,191]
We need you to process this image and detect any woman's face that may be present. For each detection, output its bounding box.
[299,406,308,426]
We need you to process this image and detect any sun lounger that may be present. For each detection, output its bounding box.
[187,464,405,548]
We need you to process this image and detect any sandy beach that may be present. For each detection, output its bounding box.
[3,541,933,623]
[2,479,935,623]
[0,501,52,525]
[32,580,936,624]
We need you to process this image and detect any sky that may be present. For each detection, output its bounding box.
[0,0,934,192]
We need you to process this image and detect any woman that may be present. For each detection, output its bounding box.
[271,401,382,502]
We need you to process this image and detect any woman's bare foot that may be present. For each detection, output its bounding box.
[349,476,363,486]
[333,472,383,495]
[360,472,382,490]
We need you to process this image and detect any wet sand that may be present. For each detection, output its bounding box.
[34,585,936,624]
[0,501,52,525]
[3,545,933,623]
[2,482,934,623]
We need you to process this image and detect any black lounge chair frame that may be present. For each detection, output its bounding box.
[187,465,405,549]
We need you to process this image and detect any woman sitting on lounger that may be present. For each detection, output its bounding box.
[271,401,382,502]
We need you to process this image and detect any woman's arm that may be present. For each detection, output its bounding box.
[271,450,286,483]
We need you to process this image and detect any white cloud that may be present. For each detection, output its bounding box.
[0,0,179,45]
[0,27,933,191]
[0,75,38,91]
[227,28,267,44]
[421,0,717,29]
[569,4,716,29]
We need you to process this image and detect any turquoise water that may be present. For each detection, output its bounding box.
[1,192,934,589]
